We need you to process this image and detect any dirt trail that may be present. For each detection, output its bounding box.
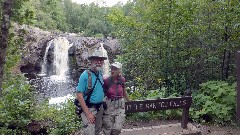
[121,119,240,135]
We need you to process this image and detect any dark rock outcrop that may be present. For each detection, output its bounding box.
[15,24,121,78]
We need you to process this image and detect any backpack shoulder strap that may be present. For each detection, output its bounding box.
[86,69,92,91]
[89,69,104,86]
[75,70,97,106]
[85,69,94,101]
[85,69,101,103]
[118,76,124,88]
[107,77,113,90]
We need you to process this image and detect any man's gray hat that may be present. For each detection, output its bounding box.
[88,49,107,60]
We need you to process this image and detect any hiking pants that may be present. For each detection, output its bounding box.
[81,105,105,135]
[104,98,125,135]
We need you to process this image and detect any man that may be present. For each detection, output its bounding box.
[76,49,111,135]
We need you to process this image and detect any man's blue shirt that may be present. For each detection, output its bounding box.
[76,70,104,104]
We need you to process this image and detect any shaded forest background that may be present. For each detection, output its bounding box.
[0,0,240,134]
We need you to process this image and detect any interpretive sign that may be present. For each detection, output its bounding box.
[125,96,192,113]
[125,96,192,129]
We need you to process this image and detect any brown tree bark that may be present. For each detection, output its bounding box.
[0,0,13,97]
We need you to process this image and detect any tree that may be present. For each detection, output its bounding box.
[0,0,14,97]
[0,0,32,97]
[108,0,240,97]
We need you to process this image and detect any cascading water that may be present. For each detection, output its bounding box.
[40,37,72,79]
[32,37,75,104]
[32,40,110,104]
[99,43,110,78]
[40,40,53,76]
[53,37,71,77]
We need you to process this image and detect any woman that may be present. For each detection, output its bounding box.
[103,62,130,135]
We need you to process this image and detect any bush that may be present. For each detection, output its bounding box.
[190,81,236,124]
[0,74,35,132]
[47,99,82,135]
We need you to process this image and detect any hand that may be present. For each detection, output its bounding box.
[127,99,131,102]
[86,112,95,124]
[125,97,131,102]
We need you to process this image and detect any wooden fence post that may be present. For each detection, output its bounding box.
[236,51,240,120]
[181,107,189,129]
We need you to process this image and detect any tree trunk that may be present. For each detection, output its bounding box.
[0,0,13,97]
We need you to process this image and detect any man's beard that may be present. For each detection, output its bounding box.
[93,64,103,72]
[96,66,103,71]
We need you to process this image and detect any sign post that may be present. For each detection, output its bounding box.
[236,51,240,120]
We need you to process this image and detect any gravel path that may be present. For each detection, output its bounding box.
[122,119,240,135]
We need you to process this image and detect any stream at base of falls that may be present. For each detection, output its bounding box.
[29,74,77,105]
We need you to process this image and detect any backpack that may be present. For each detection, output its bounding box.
[105,76,125,94]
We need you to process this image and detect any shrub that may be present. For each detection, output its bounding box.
[190,81,236,124]
[0,75,35,132]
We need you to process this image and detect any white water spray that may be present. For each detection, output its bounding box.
[53,37,72,77]
[40,40,53,76]
[99,43,110,77]
[35,37,75,104]
[40,37,72,80]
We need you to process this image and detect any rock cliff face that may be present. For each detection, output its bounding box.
[15,24,121,79]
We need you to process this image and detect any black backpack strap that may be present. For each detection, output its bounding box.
[85,69,104,103]
[89,69,104,86]
[85,69,92,96]
[87,70,92,91]
[117,76,124,87]
[107,77,113,92]
[75,69,93,107]
[74,69,100,115]
[85,76,98,103]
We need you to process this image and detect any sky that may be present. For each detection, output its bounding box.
[71,0,129,7]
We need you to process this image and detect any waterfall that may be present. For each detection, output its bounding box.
[53,37,72,77]
[99,43,110,77]
[34,37,75,102]
[40,40,53,76]
[40,37,72,79]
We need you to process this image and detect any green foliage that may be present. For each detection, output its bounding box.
[146,89,164,99]
[190,81,236,124]
[109,0,240,95]
[1,84,81,134]
[126,111,162,122]
[0,128,28,135]
[33,99,82,135]
[20,0,114,35]
[21,0,68,31]
[0,9,34,129]
[10,0,36,25]
[110,0,239,124]
[50,99,82,135]
[0,1,81,133]
[1,0,240,131]
[0,74,35,131]
[0,16,34,131]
